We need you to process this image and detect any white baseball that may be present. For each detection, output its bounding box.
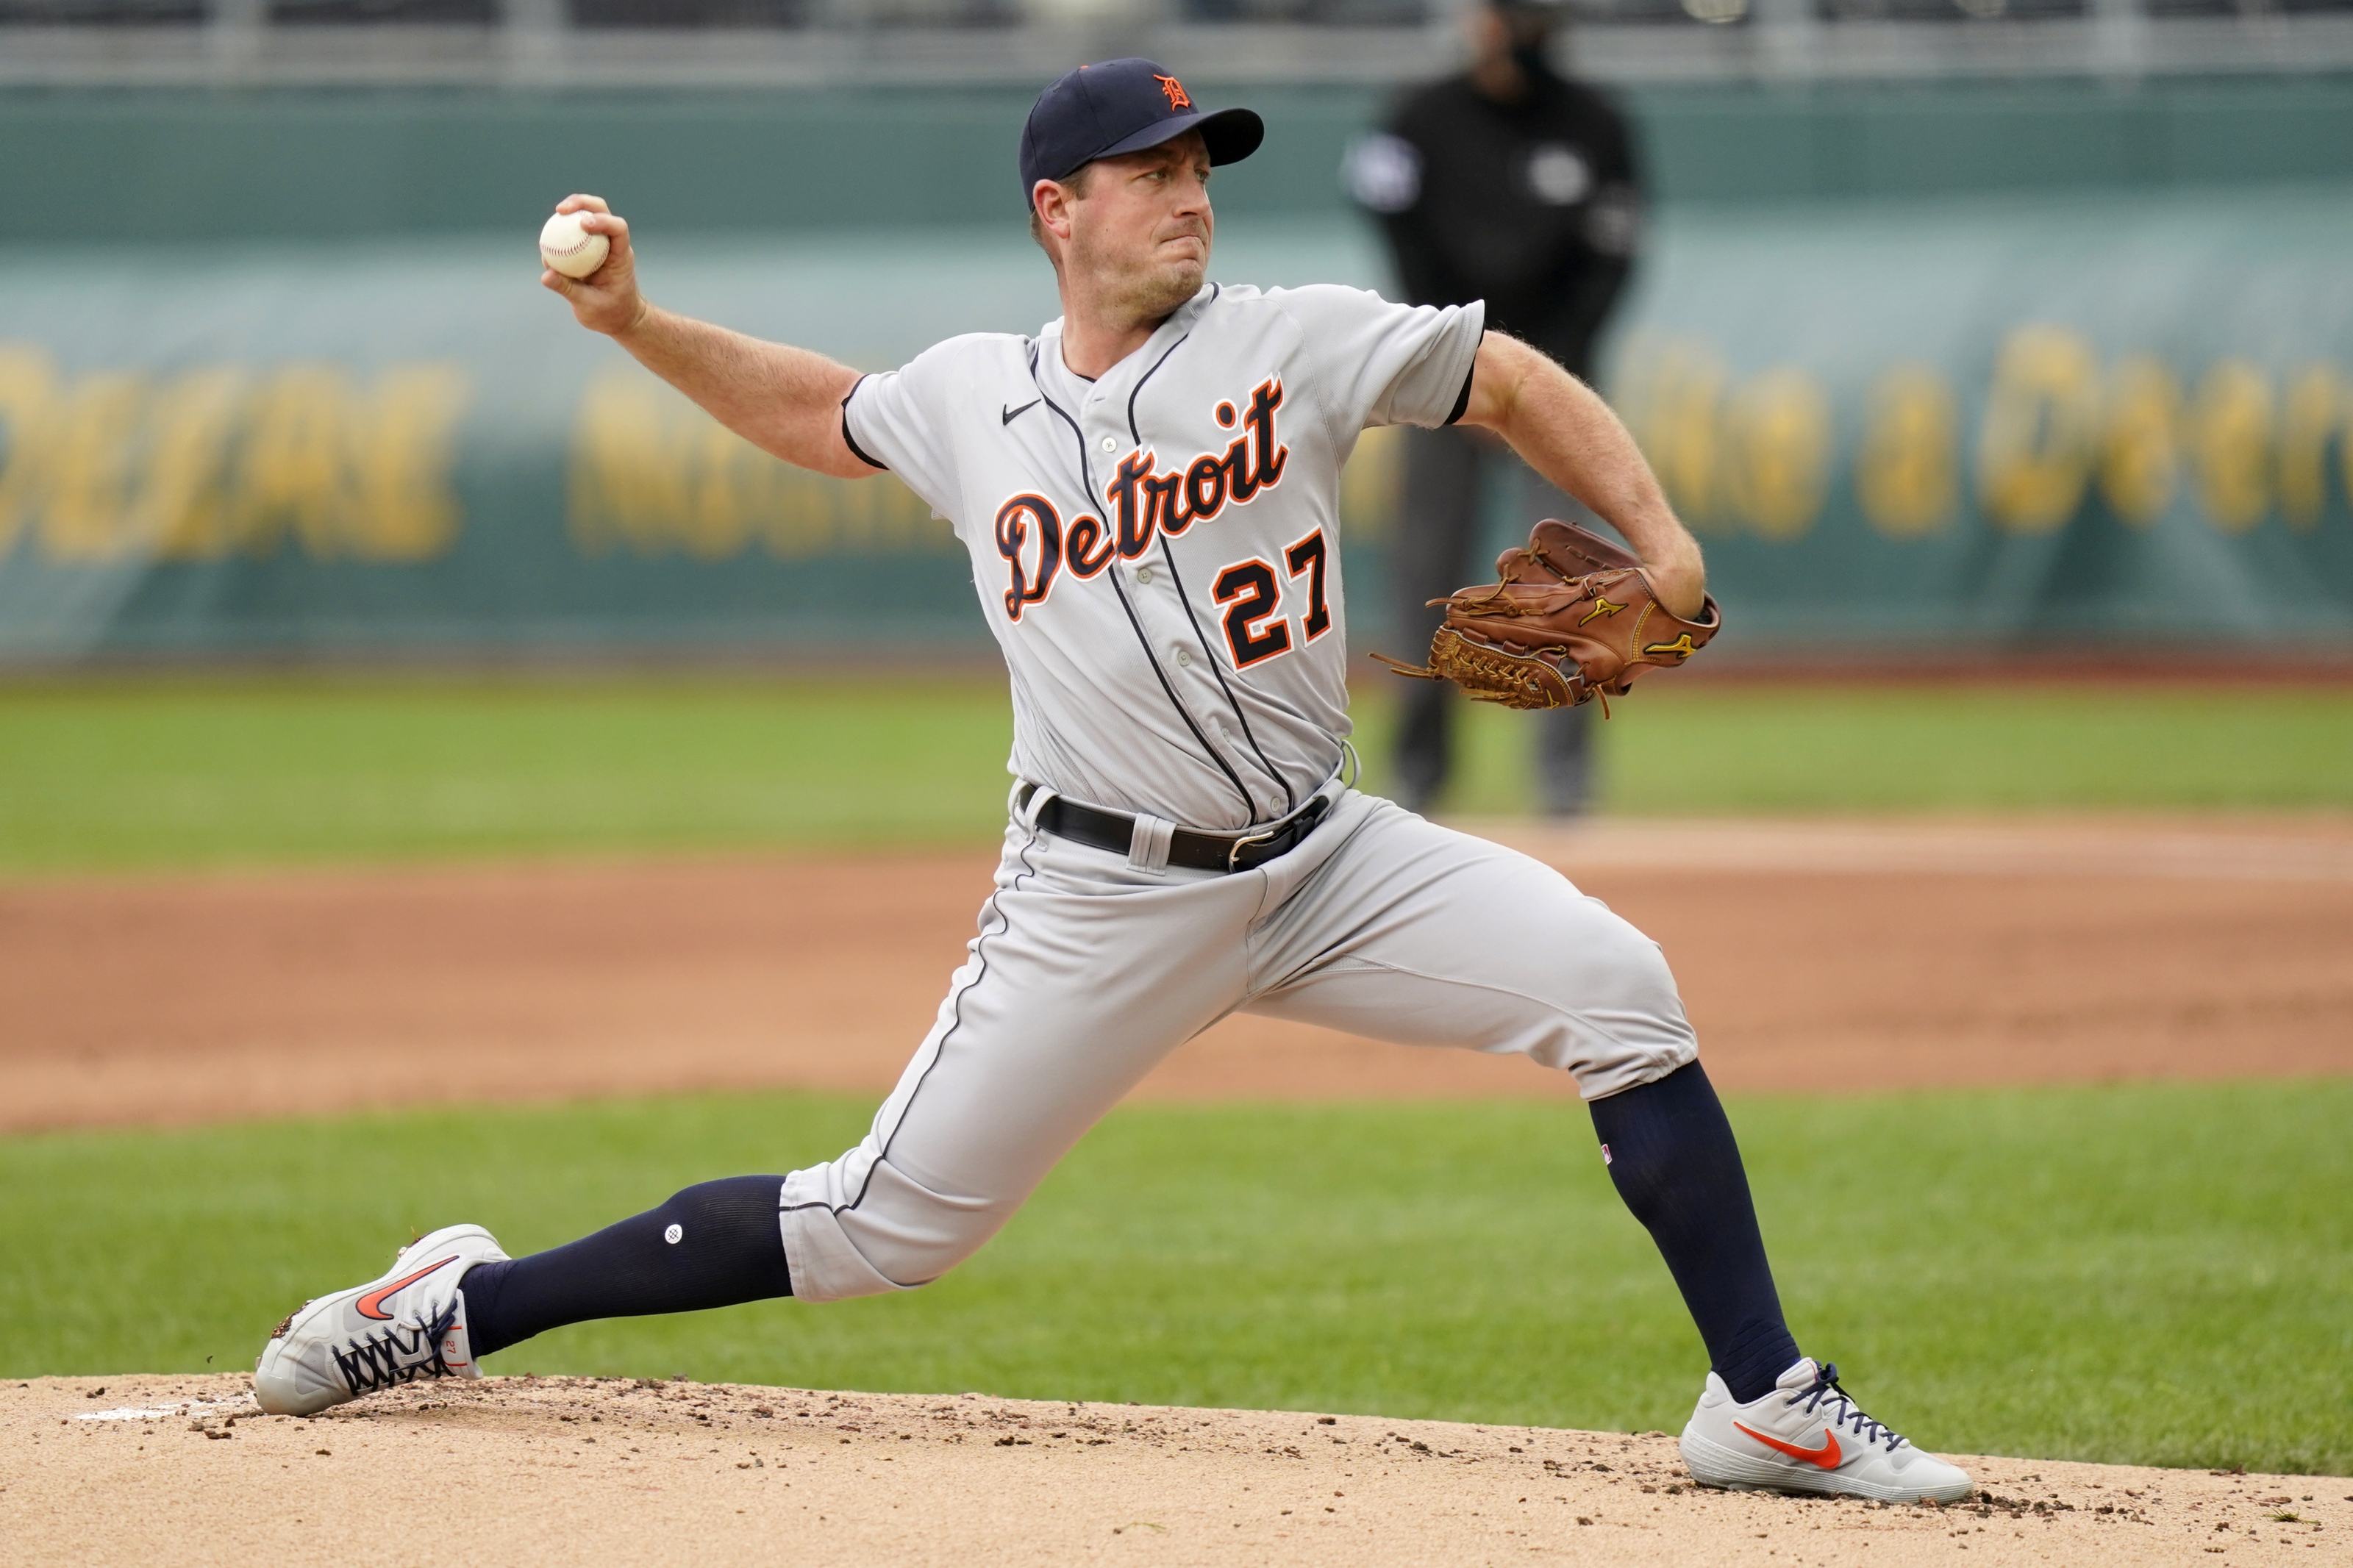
[539,210,610,280]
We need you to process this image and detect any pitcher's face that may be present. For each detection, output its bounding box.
[1065,132,1215,322]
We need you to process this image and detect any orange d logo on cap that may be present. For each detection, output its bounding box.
[1018,59,1261,200]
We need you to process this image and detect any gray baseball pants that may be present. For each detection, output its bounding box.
[777,784,1699,1302]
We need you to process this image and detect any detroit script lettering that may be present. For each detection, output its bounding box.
[994,379,1288,621]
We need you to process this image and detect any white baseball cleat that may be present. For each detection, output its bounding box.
[1679,1358,1974,1503]
[254,1223,508,1417]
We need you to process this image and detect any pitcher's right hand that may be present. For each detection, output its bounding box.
[540,194,646,339]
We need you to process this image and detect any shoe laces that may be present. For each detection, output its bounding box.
[1789,1362,1903,1453]
[330,1300,460,1395]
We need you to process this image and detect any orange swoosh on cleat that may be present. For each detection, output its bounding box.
[354,1256,460,1321]
[1734,1422,1842,1469]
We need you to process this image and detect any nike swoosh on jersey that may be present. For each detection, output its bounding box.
[354,1255,460,1321]
[1733,1421,1843,1469]
[1002,399,1040,425]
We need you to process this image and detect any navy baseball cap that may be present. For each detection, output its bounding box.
[1019,59,1265,201]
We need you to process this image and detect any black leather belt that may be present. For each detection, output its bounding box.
[1017,784,1332,874]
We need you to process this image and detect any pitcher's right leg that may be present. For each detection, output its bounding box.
[779,819,1264,1301]
[257,817,1263,1406]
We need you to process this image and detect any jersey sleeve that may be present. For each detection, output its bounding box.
[838,342,965,521]
[1271,284,1486,440]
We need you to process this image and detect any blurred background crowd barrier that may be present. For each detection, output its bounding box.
[3,3,2352,659]
[11,0,2353,80]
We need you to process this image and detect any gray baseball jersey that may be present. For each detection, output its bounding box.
[843,282,1485,831]
[776,278,1701,1303]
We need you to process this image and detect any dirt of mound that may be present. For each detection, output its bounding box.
[4,1374,2338,1567]
[4,815,2351,1134]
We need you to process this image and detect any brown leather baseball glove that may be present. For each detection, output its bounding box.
[1375,519,1723,712]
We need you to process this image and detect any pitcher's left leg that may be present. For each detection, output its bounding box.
[1244,796,1695,1097]
[1243,798,1971,1502]
[1240,802,1758,1376]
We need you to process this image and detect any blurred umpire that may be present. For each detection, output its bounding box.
[1347,0,1640,817]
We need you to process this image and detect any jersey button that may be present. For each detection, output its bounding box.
[1135,566,1154,584]
[1174,647,1193,667]
[1099,436,1117,453]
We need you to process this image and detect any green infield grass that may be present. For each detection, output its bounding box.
[2,1081,2346,1475]
[1,676,2349,873]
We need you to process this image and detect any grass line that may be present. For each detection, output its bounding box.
[1,676,2349,874]
[3,1081,2345,1474]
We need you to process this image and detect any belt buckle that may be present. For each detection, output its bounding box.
[1226,795,1327,872]
[1226,826,1279,873]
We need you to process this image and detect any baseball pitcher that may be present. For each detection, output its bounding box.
[254,60,1971,1504]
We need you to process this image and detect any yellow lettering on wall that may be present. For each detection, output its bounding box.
[1722,367,1832,542]
[755,460,837,559]
[2277,364,2343,532]
[2189,359,2274,534]
[566,367,953,560]
[140,368,248,560]
[231,364,354,557]
[41,373,151,562]
[0,348,468,565]
[0,346,60,556]
[1618,340,1829,542]
[1977,325,2101,534]
[1855,364,1958,540]
[832,470,882,554]
[2098,355,2183,526]
[1658,353,1727,530]
[831,462,934,556]
[568,373,690,556]
[685,416,755,561]
[1615,337,1729,531]
[349,364,472,561]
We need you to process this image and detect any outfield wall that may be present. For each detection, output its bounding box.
[10,77,2353,242]
[3,81,2352,659]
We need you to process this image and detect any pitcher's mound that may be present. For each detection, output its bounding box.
[5,1374,2328,1566]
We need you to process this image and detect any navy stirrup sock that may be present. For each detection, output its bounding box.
[460,1175,794,1360]
[456,1075,1794,1387]
[1588,1062,1800,1404]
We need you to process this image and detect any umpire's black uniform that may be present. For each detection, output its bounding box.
[1352,39,1640,815]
